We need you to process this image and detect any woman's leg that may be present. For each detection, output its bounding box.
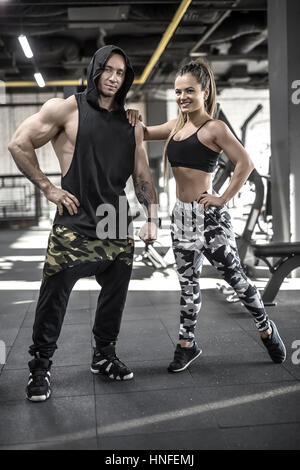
[171,199,206,343]
[172,244,204,343]
[202,205,269,332]
[167,200,204,372]
[202,204,286,363]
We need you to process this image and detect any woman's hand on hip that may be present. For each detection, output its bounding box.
[198,192,225,210]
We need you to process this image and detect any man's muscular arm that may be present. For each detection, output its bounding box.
[8,97,80,216]
[132,123,158,242]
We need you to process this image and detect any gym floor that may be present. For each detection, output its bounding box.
[0,225,300,450]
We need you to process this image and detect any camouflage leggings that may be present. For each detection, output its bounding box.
[171,199,269,341]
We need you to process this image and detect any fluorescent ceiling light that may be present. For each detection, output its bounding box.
[18,35,34,59]
[34,72,45,88]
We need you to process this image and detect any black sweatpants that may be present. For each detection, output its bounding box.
[29,225,134,359]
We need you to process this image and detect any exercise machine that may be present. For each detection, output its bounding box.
[251,242,300,306]
[214,105,300,305]
[213,104,266,265]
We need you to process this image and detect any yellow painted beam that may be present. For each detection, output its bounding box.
[4,80,87,87]
[134,0,192,85]
[3,0,192,89]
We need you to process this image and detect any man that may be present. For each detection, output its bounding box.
[8,45,159,402]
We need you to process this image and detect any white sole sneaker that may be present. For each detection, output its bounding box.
[91,366,134,380]
[26,390,51,402]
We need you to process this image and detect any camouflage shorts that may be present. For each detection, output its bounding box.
[42,224,134,281]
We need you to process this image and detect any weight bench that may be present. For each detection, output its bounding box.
[251,242,300,306]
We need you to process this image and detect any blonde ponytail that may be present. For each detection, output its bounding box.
[194,58,217,118]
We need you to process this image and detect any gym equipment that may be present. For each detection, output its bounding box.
[213,104,266,265]
[135,240,170,270]
[133,214,175,270]
[214,104,268,303]
[214,105,300,306]
[251,242,300,306]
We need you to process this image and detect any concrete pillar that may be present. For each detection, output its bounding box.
[146,92,168,162]
[145,91,169,212]
[268,0,300,242]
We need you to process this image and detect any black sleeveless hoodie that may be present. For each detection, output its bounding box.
[53,45,135,239]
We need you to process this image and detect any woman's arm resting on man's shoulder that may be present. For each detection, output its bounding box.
[125,109,176,141]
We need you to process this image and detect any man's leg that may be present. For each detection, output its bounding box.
[27,262,98,402]
[92,243,133,347]
[29,265,87,359]
[91,243,134,380]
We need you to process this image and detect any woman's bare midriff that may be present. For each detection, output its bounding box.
[172,166,212,202]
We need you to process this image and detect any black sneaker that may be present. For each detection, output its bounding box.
[261,320,286,363]
[26,357,52,402]
[91,344,133,381]
[168,342,202,373]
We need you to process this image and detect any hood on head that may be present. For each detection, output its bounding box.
[85,44,134,111]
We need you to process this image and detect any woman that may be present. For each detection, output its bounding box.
[127,59,286,372]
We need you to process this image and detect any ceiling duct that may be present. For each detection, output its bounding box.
[68,6,130,29]
[129,5,177,21]
[3,6,66,18]
[0,26,66,36]
[205,12,266,44]
[103,35,162,56]
[183,8,222,24]
[229,30,267,54]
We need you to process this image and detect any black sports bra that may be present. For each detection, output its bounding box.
[167,119,220,173]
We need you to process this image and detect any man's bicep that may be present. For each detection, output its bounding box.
[11,99,64,149]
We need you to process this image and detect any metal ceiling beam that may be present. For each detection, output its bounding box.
[11,53,267,69]
[1,1,263,4]
[191,53,267,61]
[4,80,88,87]
[2,0,266,7]
[0,19,172,25]
[0,1,185,4]
[189,0,241,55]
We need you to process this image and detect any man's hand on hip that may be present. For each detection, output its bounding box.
[43,184,80,216]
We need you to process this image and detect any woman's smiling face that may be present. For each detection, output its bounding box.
[174,73,209,114]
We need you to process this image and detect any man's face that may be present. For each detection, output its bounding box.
[98,53,126,97]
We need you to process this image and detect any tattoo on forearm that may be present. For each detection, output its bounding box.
[133,179,154,210]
